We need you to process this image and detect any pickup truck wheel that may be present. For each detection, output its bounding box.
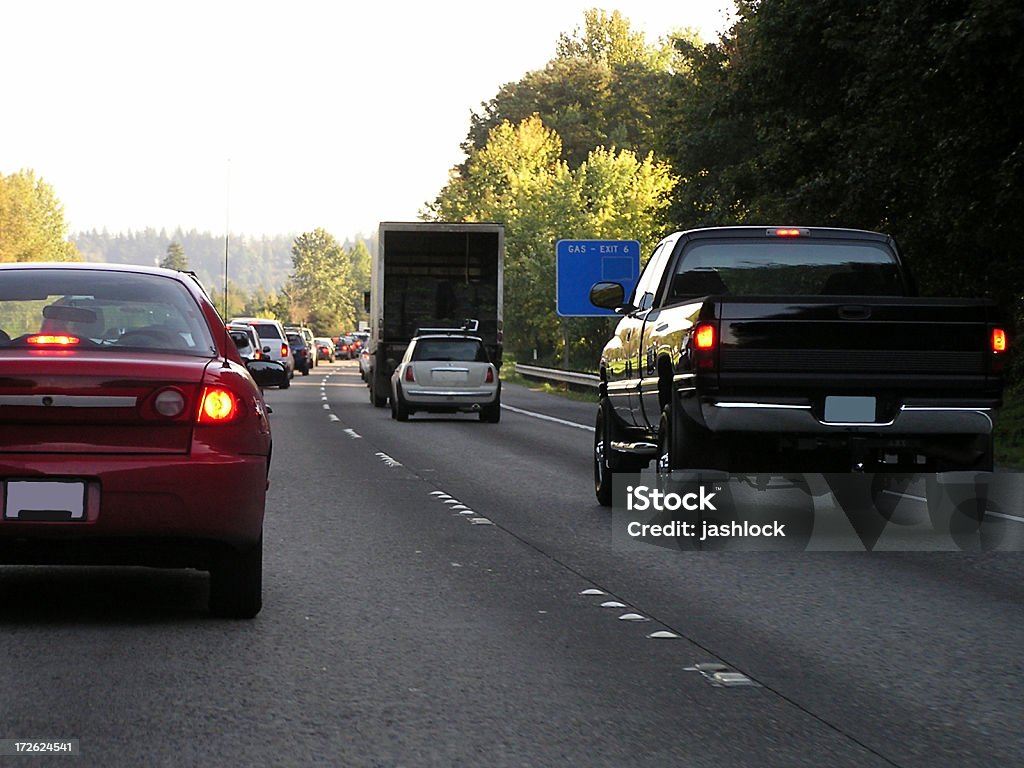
[657,404,713,473]
[924,473,986,534]
[595,400,646,505]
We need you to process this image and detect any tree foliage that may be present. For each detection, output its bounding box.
[286,228,371,334]
[464,10,681,171]
[660,0,1024,316]
[428,115,677,362]
[0,170,79,262]
[161,241,189,271]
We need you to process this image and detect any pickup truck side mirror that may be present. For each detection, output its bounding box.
[590,281,633,312]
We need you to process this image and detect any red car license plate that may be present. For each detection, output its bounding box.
[4,480,87,521]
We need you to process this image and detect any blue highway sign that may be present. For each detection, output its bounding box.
[556,239,641,317]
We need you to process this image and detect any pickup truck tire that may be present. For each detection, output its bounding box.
[657,403,718,474]
[594,400,648,506]
[924,473,986,534]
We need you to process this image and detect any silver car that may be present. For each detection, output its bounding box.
[390,333,500,422]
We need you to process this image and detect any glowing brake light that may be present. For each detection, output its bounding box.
[694,323,716,350]
[27,334,80,346]
[281,343,289,358]
[197,386,239,423]
[992,328,1008,353]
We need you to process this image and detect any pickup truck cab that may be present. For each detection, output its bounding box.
[589,226,1008,507]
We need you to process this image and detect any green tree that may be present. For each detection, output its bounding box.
[287,228,353,333]
[428,115,677,364]
[345,239,372,330]
[0,170,79,262]
[556,8,666,67]
[464,11,680,171]
[161,241,189,270]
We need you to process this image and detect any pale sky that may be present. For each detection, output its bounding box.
[1,1,736,240]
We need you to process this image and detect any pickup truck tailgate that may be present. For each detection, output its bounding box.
[716,297,1002,394]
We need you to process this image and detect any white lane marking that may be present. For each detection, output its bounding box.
[986,510,1024,524]
[579,589,605,596]
[648,631,680,639]
[322,403,330,410]
[328,414,340,422]
[375,452,402,467]
[882,490,1024,524]
[343,428,362,439]
[501,404,592,431]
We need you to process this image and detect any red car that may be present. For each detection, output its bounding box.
[0,263,286,618]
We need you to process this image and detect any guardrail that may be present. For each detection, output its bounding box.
[514,363,600,390]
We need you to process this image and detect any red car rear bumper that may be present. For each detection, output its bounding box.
[0,451,268,562]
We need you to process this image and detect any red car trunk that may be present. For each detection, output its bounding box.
[0,351,209,455]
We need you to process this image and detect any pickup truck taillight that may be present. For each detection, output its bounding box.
[694,324,716,350]
[992,328,1008,354]
[692,322,718,371]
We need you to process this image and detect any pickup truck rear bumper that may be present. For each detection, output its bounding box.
[701,401,994,435]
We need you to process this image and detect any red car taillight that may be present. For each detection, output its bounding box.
[404,366,415,383]
[281,343,289,358]
[27,334,80,346]
[485,367,495,383]
[197,386,240,423]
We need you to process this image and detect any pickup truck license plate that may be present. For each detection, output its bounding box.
[824,396,877,423]
[4,480,86,521]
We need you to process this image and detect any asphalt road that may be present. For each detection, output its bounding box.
[0,359,1021,766]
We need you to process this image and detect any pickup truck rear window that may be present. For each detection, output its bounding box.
[668,240,906,300]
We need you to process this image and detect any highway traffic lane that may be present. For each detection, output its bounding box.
[253,371,891,766]
[313,367,1024,767]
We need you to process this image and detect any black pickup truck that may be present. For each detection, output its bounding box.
[589,226,1008,507]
